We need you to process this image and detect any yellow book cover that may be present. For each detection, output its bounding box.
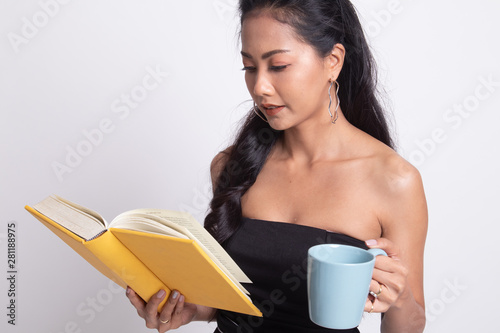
[25,195,262,317]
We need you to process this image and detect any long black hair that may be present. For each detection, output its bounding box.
[205,0,394,244]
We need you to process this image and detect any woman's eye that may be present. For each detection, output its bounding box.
[270,65,288,71]
[241,65,288,72]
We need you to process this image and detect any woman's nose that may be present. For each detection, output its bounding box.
[253,72,274,97]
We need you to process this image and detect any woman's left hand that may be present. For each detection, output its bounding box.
[364,238,410,313]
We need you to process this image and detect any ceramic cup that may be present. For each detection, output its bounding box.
[307,244,387,329]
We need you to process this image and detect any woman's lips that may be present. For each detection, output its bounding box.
[262,105,285,116]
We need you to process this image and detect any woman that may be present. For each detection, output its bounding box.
[127,0,427,332]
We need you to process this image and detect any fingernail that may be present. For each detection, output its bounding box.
[157,290,166,299]
[366,239,378,246]
[179,295,184,303]
[126,287,132,295]
[171,291,179,300]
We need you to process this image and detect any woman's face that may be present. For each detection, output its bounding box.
[241,12,333,130]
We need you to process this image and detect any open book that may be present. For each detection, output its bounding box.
[25,195,262,317]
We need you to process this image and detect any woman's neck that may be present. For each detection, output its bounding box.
[278,110,355,164]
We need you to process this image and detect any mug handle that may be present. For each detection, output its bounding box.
[368,248,387,257]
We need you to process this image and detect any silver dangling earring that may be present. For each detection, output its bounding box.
[328,80,340,124]
[253,102,268,123]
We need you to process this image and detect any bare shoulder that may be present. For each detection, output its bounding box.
[365,139,428,237]
[348,127,422,191]
[373,146,423,197]
[350,130,427,221]
[210,146,233,188]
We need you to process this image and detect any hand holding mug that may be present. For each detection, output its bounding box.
[364,238,410,314]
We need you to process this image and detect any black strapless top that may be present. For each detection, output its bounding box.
[215,217,368,333]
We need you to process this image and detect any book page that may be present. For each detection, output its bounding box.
[110,213,189,239]
[33,195,106,240]
[53,195,107,226]
[112,209,251,285]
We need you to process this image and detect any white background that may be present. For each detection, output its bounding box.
[1,0,498,332]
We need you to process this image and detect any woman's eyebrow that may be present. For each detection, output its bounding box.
[241,49,291,60]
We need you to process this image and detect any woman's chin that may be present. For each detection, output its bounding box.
[267,120,289,132]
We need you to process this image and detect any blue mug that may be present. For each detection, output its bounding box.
[307,244,387,329]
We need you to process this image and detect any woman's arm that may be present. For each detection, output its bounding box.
[366,160,428,332]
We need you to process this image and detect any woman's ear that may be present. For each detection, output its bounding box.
[326,43,346,81]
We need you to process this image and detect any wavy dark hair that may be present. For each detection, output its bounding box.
[205,0,394,244]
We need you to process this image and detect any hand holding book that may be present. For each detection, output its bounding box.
[126,287,203,331]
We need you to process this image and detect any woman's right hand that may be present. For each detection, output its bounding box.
[126,287,198,332]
